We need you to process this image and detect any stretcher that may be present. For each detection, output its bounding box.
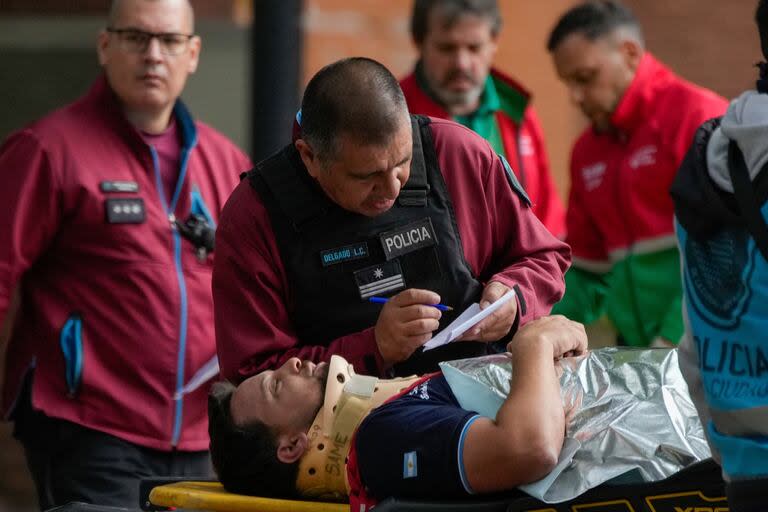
[140,458,729,512]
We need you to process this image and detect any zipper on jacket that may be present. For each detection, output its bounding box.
[514,126,527,190]
[149,145,191,447]
[611,147,650,344]
[60,313,84,398]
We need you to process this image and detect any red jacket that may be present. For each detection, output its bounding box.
[566,53,727,267]
[0,77,251,451]
[554,54,727,346]
[400,68,566,237]
[213,118,570,382]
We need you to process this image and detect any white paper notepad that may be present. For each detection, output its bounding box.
[423,289,516,351]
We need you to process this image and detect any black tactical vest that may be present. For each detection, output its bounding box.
[248,116,490,376]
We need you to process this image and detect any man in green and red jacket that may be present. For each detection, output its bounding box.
[548,1,727,347]
[400,0,565,237]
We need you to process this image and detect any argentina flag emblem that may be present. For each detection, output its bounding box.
[403,451,418,479]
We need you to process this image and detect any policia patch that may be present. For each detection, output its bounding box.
[379,218,437,260]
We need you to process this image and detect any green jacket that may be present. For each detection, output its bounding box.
[553,249,683,346]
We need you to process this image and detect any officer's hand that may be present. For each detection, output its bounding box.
[374,288,442,365]
[457,281,517,342]
[507,315,587,360]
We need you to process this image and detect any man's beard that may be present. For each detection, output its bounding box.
[435,85,484,111]
[315,363,330,391]
[309,363,330,419]
[433,69,484,112]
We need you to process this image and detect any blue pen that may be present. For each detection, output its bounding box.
[368,296,453,311]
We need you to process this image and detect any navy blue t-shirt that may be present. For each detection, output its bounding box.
[354,374,481,500]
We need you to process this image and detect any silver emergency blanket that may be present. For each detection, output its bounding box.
[439,348,711,503]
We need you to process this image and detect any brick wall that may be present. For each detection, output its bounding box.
[0,0,238,19]
[627,0,758,99]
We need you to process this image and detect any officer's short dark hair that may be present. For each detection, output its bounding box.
[300,57,409,162]
[758,0,768,60]
[410,0,502,45]
[547,1,642,52]
[208,381,300,498]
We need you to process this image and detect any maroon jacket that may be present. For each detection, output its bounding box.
[0,77,251,451]
[213,118,570,382]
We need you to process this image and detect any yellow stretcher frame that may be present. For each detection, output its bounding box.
[146,460,726,512]
[148,481,347,512]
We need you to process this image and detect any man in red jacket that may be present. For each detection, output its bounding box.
[400,0,566,237]
[0,0,251,508]
[548,1,727,348]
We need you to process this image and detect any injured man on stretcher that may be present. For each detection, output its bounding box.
[208,316,711,507]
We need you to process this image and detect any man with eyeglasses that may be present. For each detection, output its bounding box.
[0,0,251,509]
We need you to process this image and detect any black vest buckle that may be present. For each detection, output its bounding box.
[397,185,431,207]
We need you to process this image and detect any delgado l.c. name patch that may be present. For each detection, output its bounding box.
[320,242,369,267]
[379,218,436,261]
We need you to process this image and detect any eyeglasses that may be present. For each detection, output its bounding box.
[106,28,195,56]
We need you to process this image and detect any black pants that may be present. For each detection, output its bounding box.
[13,394,212,511]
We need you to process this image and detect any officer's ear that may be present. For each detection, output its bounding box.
[295,138,322,179]
[276,431,309,464]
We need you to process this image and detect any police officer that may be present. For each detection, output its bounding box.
[213,57,569,381]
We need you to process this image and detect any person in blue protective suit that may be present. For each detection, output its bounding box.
[670,2,768,510]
